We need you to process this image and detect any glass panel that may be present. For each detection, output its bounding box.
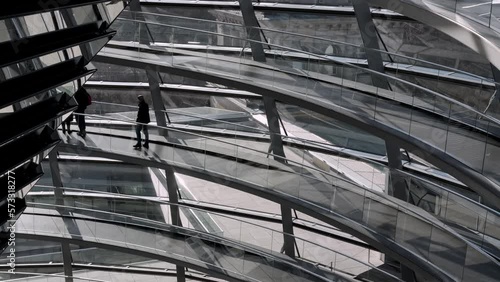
[67,5,98,26]
[428,227,467,280]
[20,13,56,37]
[395,212,432,260]
[0,20,11,43]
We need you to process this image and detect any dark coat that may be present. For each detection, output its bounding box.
[74,90,89,111]
[137,101,150,123]
[65,114,74,122]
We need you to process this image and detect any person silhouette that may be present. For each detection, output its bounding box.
[133,95,150,149]
[74,89,91,138]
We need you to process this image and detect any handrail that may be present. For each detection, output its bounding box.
[30,185,347,236]
[388,0,500,34]
[79,117,499,245]
[395,167,500,217]
[57,119,500,280]
[89,101,365,153]
[92,100,270,134]
[80,104,500,218]
[67,113,499,254]
[114,16,500,128]
[76,110,500,255]
[0,262,226,281]
[0,271,108,282]
[29,185,402,280]
[121,10,499,87]
[72,112,365,188]
[22,202,353,282]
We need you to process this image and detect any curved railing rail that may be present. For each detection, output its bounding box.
[61,112,500,281]
[100,17,500,195]
[92,101,269,134]
[71,106,500,257]
[117,13,500,124]
[89,101,374,155]
[89,102,500,214]
[118,10,500,118]
[88,99,387,160]
[28,185,402,281]
[29,186,353,244]
[392,0,500,34]
[120,10,498,87]
[143,0,500,42]
[0,271,108,282]
[71,112,366,188]
[20,202,354,282]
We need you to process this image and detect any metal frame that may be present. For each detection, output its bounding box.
[120,2,185,280]
[364,0,500,71]
[129,0,170,134]
[56,143,456,281]
[0,263,222,282]
[92,52,500,209]
[17,233,249,282]
[29,187,376,250]
[238,0,296,258]
[48,151,74,282]
[237,0,287,163]
[352,0,390,90]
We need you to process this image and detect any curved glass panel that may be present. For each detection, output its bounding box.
[57,113,500,281]
[67,100,500,256]
[98,20,500,192]
[116,10,500,119]
[17,204,349,282]
[27,186,401,281]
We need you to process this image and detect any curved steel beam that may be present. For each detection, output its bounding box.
[16,210,343,282]
[92,52,500,209]
[365,0,500,71]
[57,142,463,282]
[14,233,250,282]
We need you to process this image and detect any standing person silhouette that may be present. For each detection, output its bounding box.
[133,95,150,149]
[62,114,73,134]
[74,89,91,138]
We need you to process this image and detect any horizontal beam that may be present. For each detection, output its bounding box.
[0,0,113,20]
[94,49,500,209]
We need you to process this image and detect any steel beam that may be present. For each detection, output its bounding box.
[48,151,64,206]
[237,0,266,61]
[166,167,186,282]
[61,242,74,282]
[484,64,500,116]
[130,0,169,136]
[280,204,295,257]
[166,167,182,227]
[146,69,170,136]
[319,9,409,265]
[352,0,390,90]
[129,3,184,280]
[55,143,451,281]
[385,142,418,281]
[385,142,408,201]
[48,151,73,282]
[238,0,287,163]
[237,0,295,258]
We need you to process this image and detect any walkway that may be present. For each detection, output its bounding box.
[16,206,349,282]
[94,45,500,208]
[57,129,500,282]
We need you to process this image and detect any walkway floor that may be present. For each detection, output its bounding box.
[16,206,350,282]
[58,129,500,282]
[96,46,500,196]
